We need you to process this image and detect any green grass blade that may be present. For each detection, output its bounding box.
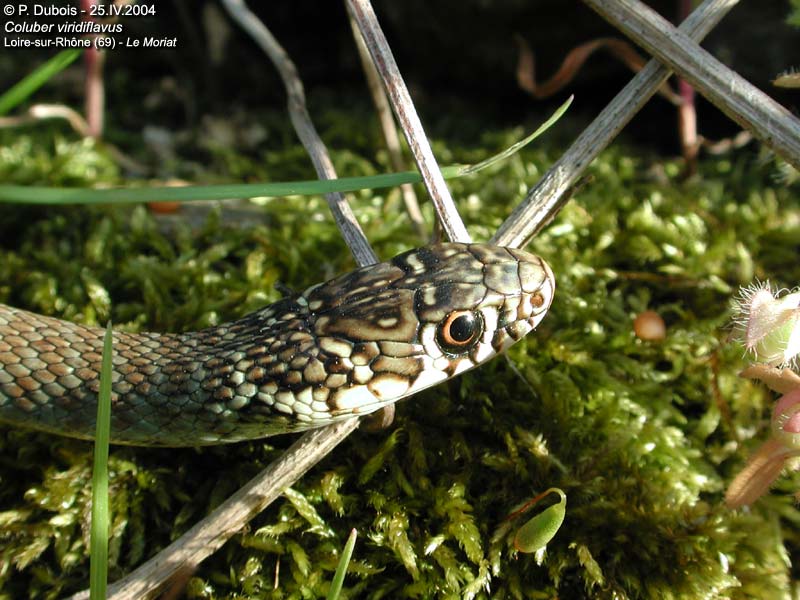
[459,96,572,175]
[0,171,435,204]
[89,322,113,600]
[0,49,82,116]
[0,99,570,205]
[327,528,357,600]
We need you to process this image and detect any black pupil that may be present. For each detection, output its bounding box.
[450,313,476,343]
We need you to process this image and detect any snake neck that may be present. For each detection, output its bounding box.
[0,296,427,446]
[0,300,323,445]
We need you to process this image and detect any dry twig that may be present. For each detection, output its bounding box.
[220,0,377,266]
[347,7,426,239]
[346,0,470,243]
[492,0,739,248]
[584,0,800,171]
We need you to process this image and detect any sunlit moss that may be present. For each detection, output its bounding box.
[0,111,798,598]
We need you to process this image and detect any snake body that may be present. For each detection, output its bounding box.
[0,243,554,446]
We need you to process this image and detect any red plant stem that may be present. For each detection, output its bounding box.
[503,488,556,522]
[82,0,104,138]
[677,0,698,169]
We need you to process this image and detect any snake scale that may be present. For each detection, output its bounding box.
[0,243,554,446]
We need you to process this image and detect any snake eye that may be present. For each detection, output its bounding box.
[436,310,484,354]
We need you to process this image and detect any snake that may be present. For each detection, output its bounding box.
[0,243,554,447]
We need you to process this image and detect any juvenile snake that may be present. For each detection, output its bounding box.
[0,243,554,446]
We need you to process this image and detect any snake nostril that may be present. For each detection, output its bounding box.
[530,292,545,308]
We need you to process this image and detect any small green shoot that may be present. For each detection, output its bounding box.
[0,49,82,116]
[327,528,357,600]
[89,322,113,600]
[508,488,567,553]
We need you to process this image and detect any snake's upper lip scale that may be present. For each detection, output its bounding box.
[0,243,555,446]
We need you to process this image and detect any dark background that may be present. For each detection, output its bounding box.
[1,0,798,154]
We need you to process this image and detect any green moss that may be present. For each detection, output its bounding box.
[789,0,800,27]
[0,114,798,599]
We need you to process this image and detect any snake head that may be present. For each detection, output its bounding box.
[300,243,555,421]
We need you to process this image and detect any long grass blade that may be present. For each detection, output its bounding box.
[0,171,440,204]
[89,322,113,600]
[0,100,569,205]
[0,49,82,116]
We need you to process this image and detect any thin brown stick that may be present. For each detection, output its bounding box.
[584,0,800,171]
[347,8,426,240]
[346,0,470,243]
[220,0,377,267]
[492,0,739,248]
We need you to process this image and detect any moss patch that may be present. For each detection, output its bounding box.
[0,115,798,599]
